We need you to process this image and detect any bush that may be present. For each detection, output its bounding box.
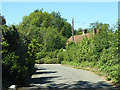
[60,22,119,83]
[36,58,58,64]
[2,25,36,88]
[36,52,47,59]
[57,52,64,63]
[66,41,75,50]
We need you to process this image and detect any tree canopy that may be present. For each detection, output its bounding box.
[2,9,119,89]
[18,10,72,39]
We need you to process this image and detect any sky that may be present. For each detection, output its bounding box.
[1,2,118,30]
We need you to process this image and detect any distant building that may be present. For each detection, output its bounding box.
[66,28,100,44]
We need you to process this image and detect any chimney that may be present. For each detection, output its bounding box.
[83,29,87,35]
[93,28,97,35]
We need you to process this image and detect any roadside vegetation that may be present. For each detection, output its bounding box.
[58,22,120,86]
[1,9,119,88]
[1,9,71,89]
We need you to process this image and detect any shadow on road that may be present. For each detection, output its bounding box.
[32,81,113,88]
[26,68,58,85]
[30,76,60,84]
[19,68,115,90]
[34,71,57,75]
[23,80,114,89]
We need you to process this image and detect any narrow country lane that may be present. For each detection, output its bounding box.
[19,64,115,89]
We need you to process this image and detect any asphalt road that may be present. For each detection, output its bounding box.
[19,64,115,89]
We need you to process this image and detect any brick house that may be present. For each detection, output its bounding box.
[66,28,100,44]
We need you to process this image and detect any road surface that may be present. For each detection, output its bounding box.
[19,64,115,89]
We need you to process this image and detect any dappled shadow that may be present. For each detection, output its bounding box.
[30,76,60,84]
[22,68,60,87]
[72,81,113,88]
[19,66,115,89]
[23,80,115,90]
[34,71,57,75]
[45,81,113,89]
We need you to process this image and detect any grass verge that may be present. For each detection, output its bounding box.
[61,61,120,88]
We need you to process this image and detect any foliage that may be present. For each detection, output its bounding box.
[2,9,119,88]
[36,48,63,64]
[0,16,6,25]
[17,10,69,52]
[74,28,83,35]
[65,41,75,50]
[18,9,71,41]
[57,52,65,64]
[36,58,58,64]
[41,27,67,51]
[60,22,119,83]
[2,25,36,88]
[1,10,70,88]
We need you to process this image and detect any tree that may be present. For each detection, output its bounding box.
[76,28,83,35]
[2,24,37,87]
[18,9,72,43]
[42,27,67,51]
[0,16,6,25]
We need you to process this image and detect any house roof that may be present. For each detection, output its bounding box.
[66,33,92,44]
